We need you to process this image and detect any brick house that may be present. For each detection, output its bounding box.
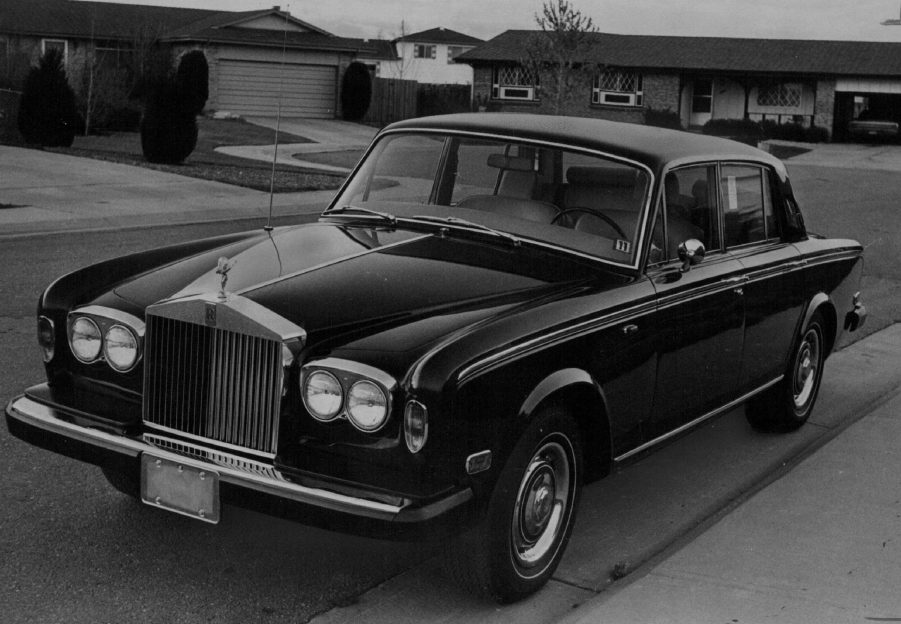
[458,30,901,140]
[0,0,386,119]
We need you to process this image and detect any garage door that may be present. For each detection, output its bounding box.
[217,60,336,118]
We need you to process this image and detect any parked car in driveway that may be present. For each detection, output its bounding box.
[6,113,866,602]
[848,109,900,141]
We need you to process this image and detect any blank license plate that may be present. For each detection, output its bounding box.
[141,453,220,524]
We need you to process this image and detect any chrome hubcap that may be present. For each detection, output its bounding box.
[512,440,571,568]
[793,328,820,409]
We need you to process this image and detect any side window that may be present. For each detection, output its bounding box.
[721,165,775,247]
[662,165,719,260]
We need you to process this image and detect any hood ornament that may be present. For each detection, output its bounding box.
[215,256,236,300]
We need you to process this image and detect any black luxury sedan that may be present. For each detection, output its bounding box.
[6,113,866,602]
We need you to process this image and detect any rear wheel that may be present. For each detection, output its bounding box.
[445,406,582,603]
[746,311,826,432]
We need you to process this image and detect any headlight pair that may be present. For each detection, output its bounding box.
[67,307,144,372]
[301,359,394,433]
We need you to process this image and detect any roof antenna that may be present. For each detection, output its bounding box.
[265,4,290,232]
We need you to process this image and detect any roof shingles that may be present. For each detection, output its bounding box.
[459,30,901,77]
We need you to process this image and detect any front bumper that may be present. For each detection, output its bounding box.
[6,393,473,539]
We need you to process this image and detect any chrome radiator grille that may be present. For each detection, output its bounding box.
[143,314,283,456]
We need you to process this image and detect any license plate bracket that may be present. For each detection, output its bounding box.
[141,453,220,524]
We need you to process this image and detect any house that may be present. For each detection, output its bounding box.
[0,0,385,119]
[377,27,482,85]
[458,30,901,140]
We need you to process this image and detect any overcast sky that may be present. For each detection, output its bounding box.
[84,0,901,42]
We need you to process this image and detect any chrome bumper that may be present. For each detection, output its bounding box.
[6,395,468,523]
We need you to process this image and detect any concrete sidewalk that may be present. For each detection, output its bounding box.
[561,324,901,623]
[0,145,333,237]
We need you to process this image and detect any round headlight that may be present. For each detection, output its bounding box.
[104,325,139,372]
[347,380,388,432]
[303,370,343,421]
[70,317,102,363]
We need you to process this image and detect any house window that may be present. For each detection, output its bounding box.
[41,38,68,64]
[592,70,643,107]
[492,65,538,101]
[691,79,713,114]
[757,83,802,108]
[414,44,436,59]
[447,45,467,63]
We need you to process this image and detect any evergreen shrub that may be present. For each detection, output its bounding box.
[17,49,79,147]
[341,62,372,121]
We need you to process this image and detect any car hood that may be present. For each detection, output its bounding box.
[105,222,604,353]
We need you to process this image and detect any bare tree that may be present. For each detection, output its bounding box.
[523,0,599,114]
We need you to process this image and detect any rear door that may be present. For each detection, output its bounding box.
[720,163,806,394]
[646,164,745,438]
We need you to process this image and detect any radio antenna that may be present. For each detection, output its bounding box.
[266,4,290,232]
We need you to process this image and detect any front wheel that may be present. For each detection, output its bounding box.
[445,406,582,603]
[746,311,826,432]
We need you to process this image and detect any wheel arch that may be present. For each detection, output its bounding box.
[801,292,837,356]
[518,368,612,482]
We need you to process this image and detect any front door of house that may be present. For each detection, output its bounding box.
[690,79,714,127]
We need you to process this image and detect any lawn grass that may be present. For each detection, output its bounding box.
[48,117,347,193]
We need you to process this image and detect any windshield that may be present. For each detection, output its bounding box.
[330,131,652,266]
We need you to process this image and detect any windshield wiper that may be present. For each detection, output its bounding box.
[323,205,396,225]
[411,215,521,246]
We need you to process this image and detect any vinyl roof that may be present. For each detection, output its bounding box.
[385,113,785,175]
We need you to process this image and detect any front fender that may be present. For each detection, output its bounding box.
[519,367,602,417]
[518,367,614,480]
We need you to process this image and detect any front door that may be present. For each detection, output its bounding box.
[690,79,714,127]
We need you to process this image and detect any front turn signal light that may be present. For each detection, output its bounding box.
[404,400,428,454]
[37,316,55,363]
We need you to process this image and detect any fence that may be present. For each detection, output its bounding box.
[363,78,417,126]
[362,78,472,126]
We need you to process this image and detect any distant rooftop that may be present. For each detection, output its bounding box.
[459,29,901,77]
[395,27,483,46]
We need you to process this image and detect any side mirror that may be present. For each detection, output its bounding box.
[677,239,706,272]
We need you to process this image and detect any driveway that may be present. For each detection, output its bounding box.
[216,117,377,174]
[767,139,901,172]
[0,145,333,237]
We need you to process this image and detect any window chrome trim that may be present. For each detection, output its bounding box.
[358,127,657,272]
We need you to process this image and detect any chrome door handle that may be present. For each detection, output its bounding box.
[622,324,639,335]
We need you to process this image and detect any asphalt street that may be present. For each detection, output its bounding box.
[1,147,900,623]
